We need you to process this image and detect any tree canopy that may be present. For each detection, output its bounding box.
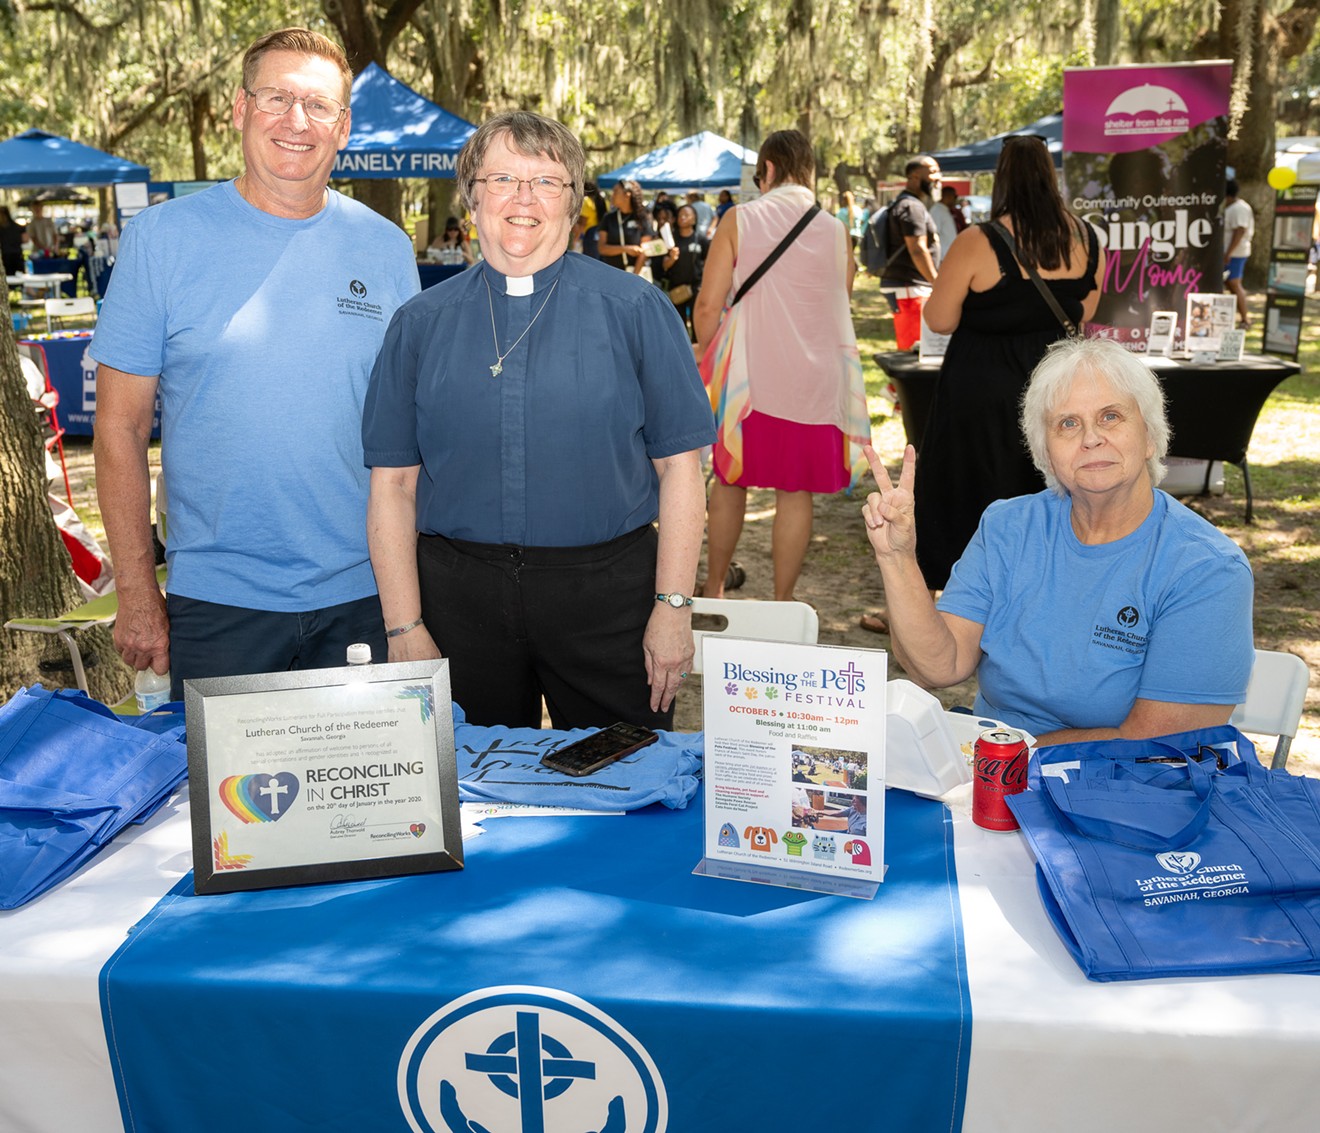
[1,0,1317,197]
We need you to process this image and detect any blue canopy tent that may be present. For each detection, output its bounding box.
[598,131,756,190]
[0,129,149,187]
[332,63,477,179]
[929,112,1063,173]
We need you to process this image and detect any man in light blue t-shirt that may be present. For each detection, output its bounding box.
[91,28,420,699]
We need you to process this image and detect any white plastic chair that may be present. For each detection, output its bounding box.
[1229,649,1311,770]
[689,597,819,674]
[43,295,96,332]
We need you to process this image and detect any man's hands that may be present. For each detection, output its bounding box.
[113,585,170,675]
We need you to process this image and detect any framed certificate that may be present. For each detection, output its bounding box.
[186,659,462,895]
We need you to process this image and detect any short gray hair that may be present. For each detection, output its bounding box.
[456,111,585,219]
[1020,336,1170,495]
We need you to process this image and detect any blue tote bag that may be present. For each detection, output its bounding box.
[1008,726,1320,981]
[0,685,187,909]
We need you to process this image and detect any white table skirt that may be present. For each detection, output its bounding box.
[3,786,1319,1132]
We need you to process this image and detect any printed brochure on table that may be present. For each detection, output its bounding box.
[699,638,887,888]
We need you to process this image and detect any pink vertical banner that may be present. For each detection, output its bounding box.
[1064,62,1232,350]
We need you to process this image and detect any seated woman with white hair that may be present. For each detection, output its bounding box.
[861,335,1254,747]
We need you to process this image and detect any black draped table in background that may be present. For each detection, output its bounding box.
[875,351,1301,522]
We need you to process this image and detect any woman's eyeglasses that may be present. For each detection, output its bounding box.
[473,175,573,200]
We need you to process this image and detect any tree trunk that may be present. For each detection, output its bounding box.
[1220,0,1320,287]
[0,295,130,703]
[189,90,211,181]
[322,0,426,230]
[919,42,953,154]
[349,179,404,228]
[1093,0,1122,64]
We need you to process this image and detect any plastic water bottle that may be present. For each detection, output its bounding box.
[134,668,171,713]
[346,643,372,665]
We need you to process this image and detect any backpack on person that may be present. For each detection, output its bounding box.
[862,203,902,277]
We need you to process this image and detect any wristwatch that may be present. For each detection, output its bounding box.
[655,592,694,609]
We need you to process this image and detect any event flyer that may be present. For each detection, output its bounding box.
[191,666,456,887]
[699,638,887,889]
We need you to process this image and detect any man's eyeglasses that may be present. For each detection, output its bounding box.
[245,87,346,125]
[473,174,573,200]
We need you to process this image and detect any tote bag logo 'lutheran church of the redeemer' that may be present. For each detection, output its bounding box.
[1103,83,1191,138]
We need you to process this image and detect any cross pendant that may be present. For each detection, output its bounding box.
[489,361,503,377]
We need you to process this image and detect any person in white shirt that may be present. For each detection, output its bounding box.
[1224,178,1254,329]
[929,186,962,265]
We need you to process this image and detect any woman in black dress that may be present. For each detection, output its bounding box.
[597,179,654,273]
[911,135,1103,593]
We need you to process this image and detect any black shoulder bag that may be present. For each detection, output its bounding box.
[988,220,1079,337]
[730,204,821,307]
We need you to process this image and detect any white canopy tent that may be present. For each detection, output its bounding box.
[1275,136,1320,183]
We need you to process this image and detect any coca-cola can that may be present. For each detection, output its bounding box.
[972,728,1029,831]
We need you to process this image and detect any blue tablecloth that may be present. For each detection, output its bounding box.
[100,788,970,1131]
[30,255,79,297]
[418,261,468,289]
[20,332,160,438]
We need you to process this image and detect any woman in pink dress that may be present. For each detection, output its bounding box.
[694,130,869,600]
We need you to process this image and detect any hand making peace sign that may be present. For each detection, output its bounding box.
[861,443,918,559]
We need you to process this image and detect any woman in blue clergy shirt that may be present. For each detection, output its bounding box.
[362,111,714,731]
[860,336,1254,747]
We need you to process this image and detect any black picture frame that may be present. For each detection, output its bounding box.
[186,659,462,895]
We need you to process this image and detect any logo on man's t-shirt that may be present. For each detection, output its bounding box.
[1117,605,1140,629]
[338,279,384,321]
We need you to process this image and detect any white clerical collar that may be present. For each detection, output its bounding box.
[505,275,534,296]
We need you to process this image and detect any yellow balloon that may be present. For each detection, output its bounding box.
[1267,166,1298,191]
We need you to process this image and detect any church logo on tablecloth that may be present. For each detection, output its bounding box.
[398,985,667,1133]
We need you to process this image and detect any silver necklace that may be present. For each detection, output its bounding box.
[485,276,560,377]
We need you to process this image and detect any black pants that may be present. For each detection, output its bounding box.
[417,525,670,731]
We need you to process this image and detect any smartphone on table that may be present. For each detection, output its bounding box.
[539,722,660,777]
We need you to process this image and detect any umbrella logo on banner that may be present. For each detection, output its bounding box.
[398,985,667,1133]
[219,773,301,823]
[1102,83,1191,138]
